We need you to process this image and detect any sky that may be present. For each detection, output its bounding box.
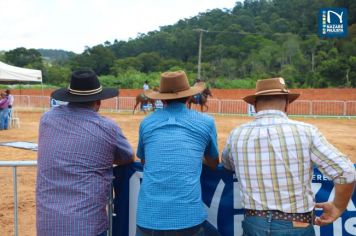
[0,0,237,54]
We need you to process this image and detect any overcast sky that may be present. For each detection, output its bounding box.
[0,0,237,54]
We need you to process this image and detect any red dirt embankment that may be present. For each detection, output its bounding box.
[10,88,356,100]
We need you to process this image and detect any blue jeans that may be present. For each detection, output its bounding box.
[5,108,12,128]
[242,216,315,236]
[136,220,221,236]
[0,108,9,130]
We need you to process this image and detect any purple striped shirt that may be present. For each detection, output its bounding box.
[36,104,133,236]
[0,97,9,109]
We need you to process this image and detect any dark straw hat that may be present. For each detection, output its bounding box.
[51,69,118,102]
[144,70,205,100]
[243,77,300,105]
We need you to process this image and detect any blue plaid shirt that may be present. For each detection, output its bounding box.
[36,104,133,236]
[136,102,219,229]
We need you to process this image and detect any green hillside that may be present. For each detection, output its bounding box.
[2,0,356,88]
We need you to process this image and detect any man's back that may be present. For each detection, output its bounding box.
[37,105,132,236]
[223,78,355,235]
[223,110,355,213]
[136,102,219,229]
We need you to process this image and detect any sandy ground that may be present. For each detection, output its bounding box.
[0,110,355,236]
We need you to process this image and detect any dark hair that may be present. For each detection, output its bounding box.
[165,97,188,104]
[5,89,11,94]
[68,101,97,107]
[256,95,288,102]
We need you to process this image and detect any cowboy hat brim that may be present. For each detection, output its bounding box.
[144,83,205,100]
[243,92,300,105]
[51,88,118,102]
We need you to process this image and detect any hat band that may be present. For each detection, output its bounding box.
[255,88,288,95]
[160,86,190,94]
[68,86,103,96]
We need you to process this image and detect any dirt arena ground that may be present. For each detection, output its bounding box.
[0,110,355,236]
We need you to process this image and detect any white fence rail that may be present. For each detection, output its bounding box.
[0,161,37,236]
[13,95,356,116]
[0,160,114,236]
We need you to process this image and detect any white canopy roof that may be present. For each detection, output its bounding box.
[0,61,42,82]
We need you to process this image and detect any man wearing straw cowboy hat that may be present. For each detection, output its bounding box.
[36,69,134,236]
[135,70,221,236]
[222,77,355,235]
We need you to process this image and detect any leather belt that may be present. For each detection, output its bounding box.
[245,209,314,224]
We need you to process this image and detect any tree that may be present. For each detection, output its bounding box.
[4,47,43,69]
[111,57,143,76]
[0,52,5,61]
[45,65,71,86]
[70,44,115,75]
[318,58,349,87]
[347,56,356,87]
[137,52,161,73]
[25,0,355,88]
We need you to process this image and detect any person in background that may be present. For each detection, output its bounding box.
[136,71,221,236]
[194,78,202,85]
[0,92,10,130]
[140,80,150,111]
[222,77,356,236]
[5,89,14,128]
[193,79,203,104]
[36,69,134,236]
[143,80,149,91]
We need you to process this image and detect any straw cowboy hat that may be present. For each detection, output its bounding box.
[243,77,300,105]
[51,69,118,102]
[144,71,205,100]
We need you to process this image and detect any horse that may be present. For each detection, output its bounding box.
[133,93,156,114]
[187,88,213,112]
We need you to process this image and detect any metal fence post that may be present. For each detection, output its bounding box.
[13,166,18,236]
[108,179,114,236]
[218,99,221,114]
[309,101,313,116]
[115,97,119,112]
[27,95,31,108]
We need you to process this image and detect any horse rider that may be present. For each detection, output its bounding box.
[141,80,150,110]
[193,79,203,104]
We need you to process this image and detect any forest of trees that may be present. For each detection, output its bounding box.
[0,0,355,89]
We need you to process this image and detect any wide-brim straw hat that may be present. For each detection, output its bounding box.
[243,77,300,105]
[51,69,118,102]
[144,71,205,100]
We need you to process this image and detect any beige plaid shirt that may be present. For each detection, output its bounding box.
[222,110,356,213]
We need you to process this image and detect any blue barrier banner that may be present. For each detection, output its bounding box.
[113,163,356,236]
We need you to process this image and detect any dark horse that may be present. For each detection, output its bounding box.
[187,88,212,112]
[133,93,156,114]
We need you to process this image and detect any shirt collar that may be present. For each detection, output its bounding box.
[66,103,97,114]
[166,102,187,111]
[255,110,288,119]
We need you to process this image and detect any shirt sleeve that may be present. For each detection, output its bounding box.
[221,132,235,171]
[136,123,145,160]
[310,127,356,184]
[9,95,14,105]
[114,126,134,161]
[0,98,7,106]
[204,120,219,159]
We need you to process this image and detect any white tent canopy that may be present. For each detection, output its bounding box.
[0,61,42,83]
